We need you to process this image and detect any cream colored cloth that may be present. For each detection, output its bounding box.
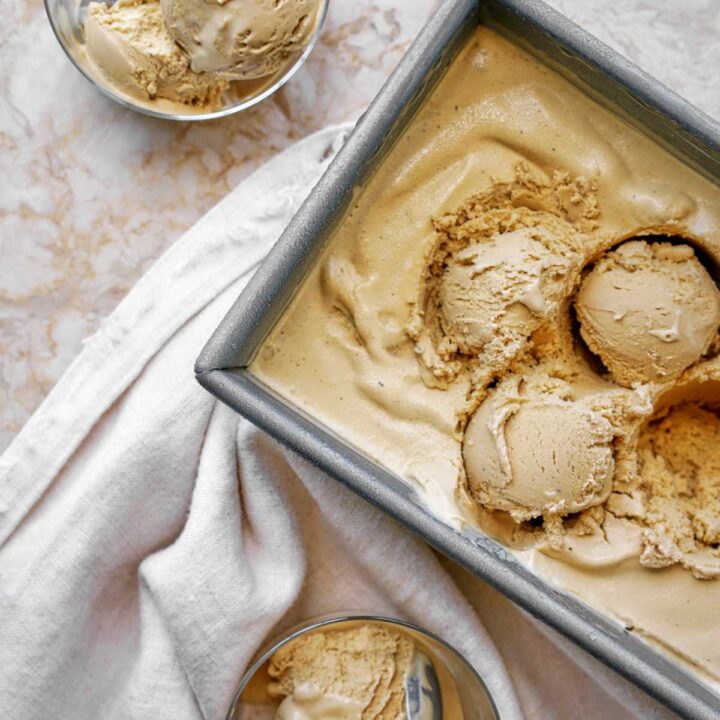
[0,126,674,720]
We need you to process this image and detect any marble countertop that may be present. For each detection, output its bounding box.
[2,0,720,451]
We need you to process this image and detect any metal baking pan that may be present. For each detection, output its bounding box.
[196,1,720,717]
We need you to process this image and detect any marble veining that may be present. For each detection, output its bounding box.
[1,0,719,451]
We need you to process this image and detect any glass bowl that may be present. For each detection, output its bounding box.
[226,613,500,720]
[44,0,329,121]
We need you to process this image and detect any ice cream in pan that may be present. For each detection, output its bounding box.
[252,27,720,690]
[82,0,321,111]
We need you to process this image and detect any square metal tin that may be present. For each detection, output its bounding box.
[196,1,720,717]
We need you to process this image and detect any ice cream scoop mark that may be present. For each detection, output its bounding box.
[518,280,548,314]
[292,14,310,37]
[469,261,499,277]
[648,311,682,343]
[454,250,477,265]
[488,401,520,484]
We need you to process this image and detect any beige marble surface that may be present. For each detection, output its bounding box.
[1,0,719,451]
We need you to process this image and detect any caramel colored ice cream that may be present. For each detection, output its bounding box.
[437,228,550,355]
[82,0,320,111]
[252,28,720,689]
[463,373,615,521]
[161,0,320,79]
[435,220,575,356]
[637,402,720,579]
[84,0,228,108]
[576,240,720,386]
[409,170,597,390]
[268,626,414,719]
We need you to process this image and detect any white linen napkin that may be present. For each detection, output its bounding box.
[0,125,674,720]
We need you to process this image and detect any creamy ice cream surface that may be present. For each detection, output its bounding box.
[410,167,595,390]
[84,0,229,108]
[161,0,320,79]
[576,240,720,386]
[637,401,720,579]
[82,0,320,111]
[252,28,720,689]
[268,626,414,720]
[436,226,569,355]
[463,372,615,522]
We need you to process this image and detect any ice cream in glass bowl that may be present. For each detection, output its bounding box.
[227,614,499,720]
[44,0,328,121]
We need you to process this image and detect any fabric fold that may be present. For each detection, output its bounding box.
[0,123,671,720]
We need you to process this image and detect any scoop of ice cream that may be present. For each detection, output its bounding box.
[409,168,596,387]
[161,0,319,79]
[84,0,229,107]
[575,240,720,387]
[274,687,363,719]
[437,225,573,355]
[268,625,414,720]
[463,376,615,521]
[637,401,720,579]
